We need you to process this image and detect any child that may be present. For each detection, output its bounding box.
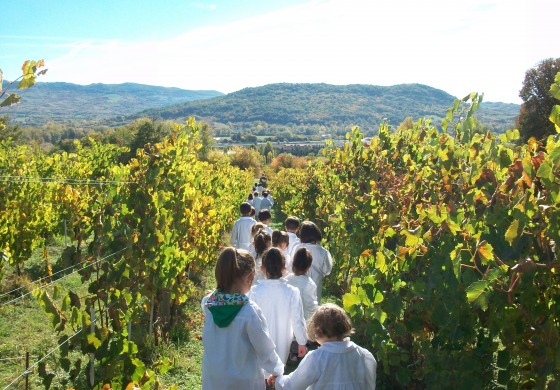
[248,248,308,365]
[273,303,377,389]
[285,247,318,321]
[248,222,266,258]
[253,191,262,218]
[260,190,274,212]
[284,216,301,260]
[252,229,272,285]
[291,221,332,302]
[272,230,290,260]
[258,209,274,236]
[201,247,284,389]
[231,202,257,251]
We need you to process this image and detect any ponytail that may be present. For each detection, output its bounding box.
[215,247,255,292]
[254,230,272,258]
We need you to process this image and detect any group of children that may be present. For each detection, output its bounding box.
[201,198,377,389]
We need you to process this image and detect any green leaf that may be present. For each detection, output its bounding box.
[505,219,523,246]
[87,333,101,349]
[343,293,361,310]
[477,241,494,264]
[0,93,21,107]
[466,280,489,304]
[549,105,560,133]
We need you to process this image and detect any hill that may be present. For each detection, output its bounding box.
[135,83,519,134]
[1,81,224,126]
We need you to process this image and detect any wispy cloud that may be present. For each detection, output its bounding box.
[35,0,558,103]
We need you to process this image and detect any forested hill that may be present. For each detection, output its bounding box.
[1,81,224,126]
[136,83,519,133]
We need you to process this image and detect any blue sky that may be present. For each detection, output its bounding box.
[1,0,558,103]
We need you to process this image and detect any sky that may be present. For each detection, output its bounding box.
[1,0,559,104]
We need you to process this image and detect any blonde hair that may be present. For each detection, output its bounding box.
[307,303,353,341]
[215,247,255,292]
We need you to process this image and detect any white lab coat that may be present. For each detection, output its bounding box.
[248,279,308,363]
[285,274,319,321]
[260,196,274,212]
[201,296,284,390]
[253,196,263,217]
[276,339,377,390]
[286,232,301,262]
[231,216,257,250]
[290,243,333,302]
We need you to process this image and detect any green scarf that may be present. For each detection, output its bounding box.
[205,289,248,328]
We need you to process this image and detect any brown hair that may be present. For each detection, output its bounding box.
[284,216,300,231]
[258,209,272,222]
[215,247,255,292]
[307,303,353,341]
[292,247,312,274]
[262,247,285,279]
[254,230,272,258]
[299,221,322,243]
[251,222,266,237]
[272,230,289,248]
[239,202,252,215]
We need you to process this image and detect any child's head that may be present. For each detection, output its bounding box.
[253,191,259,198]
[254,230,272,257]
[250,206,256,218]
[261,247,285,279]
[239,202,252,216]
[258,209,272,224]
[292,247,312,275]
[262,190,270,198]
[248,193,254,201]
[307,303,353,343]
[215,247,255,294]
[299,221,322,243]
[284,216,300,232]
[272,230,290,251]
[251,222,266,237]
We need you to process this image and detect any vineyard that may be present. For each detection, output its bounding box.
[1,79,560,389]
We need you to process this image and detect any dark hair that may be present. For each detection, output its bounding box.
[240,202,252,215]
[250,206,256,218]
[215,247,255,292]
[248,193,254,201]
[307,303,353,341]
[292,247,312,274]
[253,191,259,197]
[262,190,269,197]
[258,209,271,222]
[254,230,272,258]
[272,230,289,247]
[299,221,322,243]
[285,216,300,231]
[262,247,285,279]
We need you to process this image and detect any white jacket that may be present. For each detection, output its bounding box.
[201,296,283,390]
[286,232,301,261]
[248,279,308,363]
[231,216,257,250]
[285,274,319,321]
[291,243,332,302]
[276,339,376,390]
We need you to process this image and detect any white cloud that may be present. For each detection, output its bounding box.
[39,0,559,103]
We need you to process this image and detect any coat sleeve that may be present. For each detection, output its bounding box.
[247,304,284,377]
[364,349,377,389]
[304,281,319,316]
[275,352,320,389]
[231,220,239,248]
[290,288,308,345]
[322,248,333,276]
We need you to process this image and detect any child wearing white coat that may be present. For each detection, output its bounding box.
[272,303,377,389]
[291,221,333,302]
[248,247,308,364]
[285,247,318,321]
[201,247,283,390]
